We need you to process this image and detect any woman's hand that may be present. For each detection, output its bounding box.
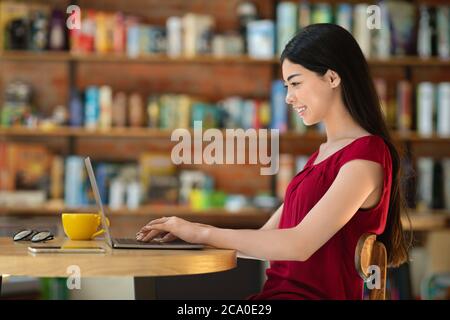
[135,216,210,244]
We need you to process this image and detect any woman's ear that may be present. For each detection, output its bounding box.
[326,70,341,88]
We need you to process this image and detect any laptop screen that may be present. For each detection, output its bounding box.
[84,157,114,248]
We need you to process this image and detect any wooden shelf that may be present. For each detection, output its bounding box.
[0,126,73,137]
[0,50,72,62]
[0,203,269,217]
[2,126,450,144]
[0,126,175,138]
[0,204,272,229]
[0,51,278,65]
[71,53,278,65]
[1,51,449,67]
[367,56,450,67]
[392,131,450,143]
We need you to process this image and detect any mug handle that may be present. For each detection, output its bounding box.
[91,217,110,239]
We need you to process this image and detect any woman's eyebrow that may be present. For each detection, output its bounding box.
[286,73,301,81]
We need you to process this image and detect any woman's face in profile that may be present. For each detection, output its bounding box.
[282,59,337,126]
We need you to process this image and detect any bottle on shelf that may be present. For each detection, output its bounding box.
[126,180,141,210]
[237,1,258,54]
[166,16,182,58]
[112,91,128,128]
[69,88,83,127]
[109,178,125,210]
[99,85,113,129]
[246,19,275,59]
[437,83,450,137]
[128,92,145,127]
[48,9,66,51]
[276,1,297,57]
[416,82,435,137]
[418,5,432,58]
[84,86,100,130]
[436,6,450,59]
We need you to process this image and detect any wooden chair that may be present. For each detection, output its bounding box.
[355,233,387,300]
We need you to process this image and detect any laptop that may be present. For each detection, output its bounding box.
[84,157,204,249]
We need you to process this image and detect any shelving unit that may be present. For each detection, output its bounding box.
[0,0,449,301]
[1,0,449,226]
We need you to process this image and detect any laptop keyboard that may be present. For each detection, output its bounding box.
[114,238,187,245]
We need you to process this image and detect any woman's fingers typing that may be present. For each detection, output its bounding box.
[136,216,183,242]
[136,216,171,235]
[137,221,172,242]
[138,229,163,242]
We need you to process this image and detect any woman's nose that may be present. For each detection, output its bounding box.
[285,91,295,105]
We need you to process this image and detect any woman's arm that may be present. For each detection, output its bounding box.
[236,203,284,260]
[140,159,383,261]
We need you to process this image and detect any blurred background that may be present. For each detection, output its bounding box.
[0,0,449,300]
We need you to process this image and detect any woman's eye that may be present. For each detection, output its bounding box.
[284,83,301,88]
[283,82,302,89]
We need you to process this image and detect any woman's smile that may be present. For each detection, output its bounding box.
[293,105,307,117]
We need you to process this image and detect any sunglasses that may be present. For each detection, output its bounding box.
[13,230,54,243]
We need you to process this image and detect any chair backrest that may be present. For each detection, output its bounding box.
[354,233,387,300]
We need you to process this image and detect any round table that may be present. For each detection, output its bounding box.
[0,237,236,299]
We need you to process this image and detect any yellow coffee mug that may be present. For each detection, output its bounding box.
[62,213,110,241]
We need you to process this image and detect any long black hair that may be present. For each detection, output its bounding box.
[281,23,412,267]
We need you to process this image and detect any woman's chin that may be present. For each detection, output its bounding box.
[301,115,322,127]
[302,118,314,126]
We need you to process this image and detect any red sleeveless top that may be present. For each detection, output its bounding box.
[249,135,392,300]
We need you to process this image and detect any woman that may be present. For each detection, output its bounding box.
[135,24,411,299]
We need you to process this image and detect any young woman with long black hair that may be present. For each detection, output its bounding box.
[135,24,412,299]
